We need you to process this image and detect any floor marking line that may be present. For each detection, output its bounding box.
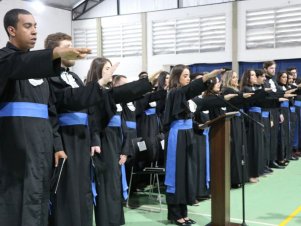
[279,206,301,226]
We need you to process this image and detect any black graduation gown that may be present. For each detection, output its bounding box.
[48,71,96,226]
[0,43,117,226]
[277,85,290,161]
[136,89,166,166]
[192,95,226,197]
[220,87,250,184]
[0,43,61,97]
[264,77,283,162]
[240,86,265,177]
[93,79,152,226]
[0,44,62,226]
[121,102,139,184]
[257,85,282,164]
[164,79,208,205]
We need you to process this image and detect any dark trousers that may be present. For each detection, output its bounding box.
[167,204,188,220]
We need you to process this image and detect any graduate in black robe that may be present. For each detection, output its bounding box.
[112,75,139,188]
[276,72,299,163]
[286,73,300,160]
[240,70,267,179]
[156,71,170,126]
[263,61,288,169]
[136,88,167,167]
[191,76,239,198]
[45,33,118,226]
[164,65,222,225]
[220,71,252,185]
[86,57,152,226]
[253,69,277,174]
[0,9,92,226]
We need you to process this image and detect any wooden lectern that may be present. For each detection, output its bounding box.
[201,112,241,226]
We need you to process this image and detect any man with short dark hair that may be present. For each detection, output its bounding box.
[45,32,101,226]
[0,9,91,226]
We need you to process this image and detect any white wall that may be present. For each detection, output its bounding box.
[72,14,144,81]
[72,18,97,80]
[72,0,301,78]
[102,14,143,81]
[237,0,301,62]
[147,3,233,71]
[0,0,71,50]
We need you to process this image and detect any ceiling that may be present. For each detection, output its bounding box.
[23,0,85,11]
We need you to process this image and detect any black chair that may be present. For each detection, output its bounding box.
[126,161,165,212]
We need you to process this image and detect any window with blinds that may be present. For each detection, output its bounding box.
[152,14,226,55]
[73,28,98,58]
[102,23,142,57]
[246,5,301,49]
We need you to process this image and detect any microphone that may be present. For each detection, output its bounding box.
[208,89,264,128]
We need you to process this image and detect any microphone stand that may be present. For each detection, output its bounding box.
[208,89,264,226]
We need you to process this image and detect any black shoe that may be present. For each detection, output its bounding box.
[185,218,196,224]
[290,156,299,160]
[269,161,285,169]
[277,160,288,166]
[265,166,273,173]
[170,220,191,225]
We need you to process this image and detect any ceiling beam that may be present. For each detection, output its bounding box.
[72,0,104,20]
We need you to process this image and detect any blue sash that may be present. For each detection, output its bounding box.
[203,128,211,189]
[294,100,301,107]
[0,102,48,118]
[121,164,128,200]
[144,108,156,115]
[262,111,270,118]
[165,119,192,193]
[58,112,88,126]
[280,101,289,108]
[108,115,121,127]
[249,107,261,113]
[107,114,128,199]
[126,121,136,129]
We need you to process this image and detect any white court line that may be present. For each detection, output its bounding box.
[130,205,278,226]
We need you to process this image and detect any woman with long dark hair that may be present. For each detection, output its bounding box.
[87,57,152,226]
[164,65,222,225]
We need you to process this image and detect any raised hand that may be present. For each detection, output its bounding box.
[98,62,120,86]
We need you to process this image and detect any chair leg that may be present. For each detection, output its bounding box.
[126,166,134,208]
[148,162,154,198]
[155,173,162,212]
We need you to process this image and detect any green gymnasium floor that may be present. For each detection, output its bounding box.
[97,160,301,226]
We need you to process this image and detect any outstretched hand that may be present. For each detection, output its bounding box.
[53,47,92,60]
[224,93,238,101]
[202,68,225,82]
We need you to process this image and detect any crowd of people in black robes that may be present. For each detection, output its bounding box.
[1,7,301,226]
